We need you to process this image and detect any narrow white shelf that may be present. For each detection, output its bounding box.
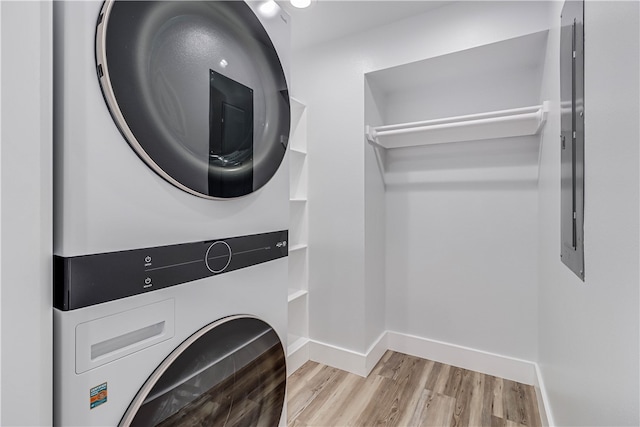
[290,147,307,156]
[366,103,548,149]
[287,335,310,356]
[288,288,308,303]
[289,244,308,252]
[290,97,306,125]
[290,198,307,203]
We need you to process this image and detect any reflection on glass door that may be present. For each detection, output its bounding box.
[208,70,254,198]
[121,316,286,427]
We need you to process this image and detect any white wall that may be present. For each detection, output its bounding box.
[293,1,553,356]
[0,1,53,425]
[364,80,386,348]
[385,158,540,360]
[537,2,639,425]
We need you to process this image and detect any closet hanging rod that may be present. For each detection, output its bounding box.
[366,102,548,149]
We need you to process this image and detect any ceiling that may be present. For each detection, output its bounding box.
[277,1,449,50]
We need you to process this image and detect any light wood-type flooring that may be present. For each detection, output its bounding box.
[287,350,542,427]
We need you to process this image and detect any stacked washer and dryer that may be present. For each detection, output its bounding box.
[53,1,291,425]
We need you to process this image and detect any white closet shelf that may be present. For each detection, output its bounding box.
[290,147,307,155]
[288,288,308,302]
[365,102,548,149]
[290,198,307,203]
[287,335,309,355]
[289,244,308,252]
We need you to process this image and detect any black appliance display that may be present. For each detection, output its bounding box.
[54,230,288,310]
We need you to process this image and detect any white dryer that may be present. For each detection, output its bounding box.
[53,0,291,425]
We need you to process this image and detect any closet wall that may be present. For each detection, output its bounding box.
[368,33,548,361]
[292,1,553,356]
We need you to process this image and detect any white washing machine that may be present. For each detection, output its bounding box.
[54,246,288,426]
[53,0,291,425]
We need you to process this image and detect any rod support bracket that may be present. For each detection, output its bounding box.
[365,125,378,145]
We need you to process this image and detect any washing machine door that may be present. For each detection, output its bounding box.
[96,1,290,199]
[120,316,286,426]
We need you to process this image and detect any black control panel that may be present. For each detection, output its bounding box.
[54,230,288,311]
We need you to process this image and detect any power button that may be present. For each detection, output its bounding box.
[204,241,232,273]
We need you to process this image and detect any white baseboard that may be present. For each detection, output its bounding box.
[308,340,369,376]
[364,332,388,375]
[301,331,536,385]
[307,332,387,377]
[533,362,554,426]
[387,331,537,385]
[286,338,310,377]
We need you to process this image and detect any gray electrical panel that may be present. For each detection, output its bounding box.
[560,0,585,280]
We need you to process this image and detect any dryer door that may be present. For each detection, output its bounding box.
[96,1,290,199]
[120,316,286,426]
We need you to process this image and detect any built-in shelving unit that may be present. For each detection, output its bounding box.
[287,98,309,375]
[366,103,548,149]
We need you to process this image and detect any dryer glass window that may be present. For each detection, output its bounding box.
[97,1,290,199]
[121,316,286,426]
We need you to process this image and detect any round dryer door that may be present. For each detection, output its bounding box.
[120,316,286,426]
[96,1,290,199]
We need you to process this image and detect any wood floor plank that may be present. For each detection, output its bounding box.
[382,356,430,426]
[394,359,435,427]
[492,376,505,418]
[293,367,349,426]
[523,382,542,427]
[467,371,485,426]
[442,366,464,398]
[424,361,445,391]
[287,361,322,399]
[421,391,457,426]
[304,371,364,426]
[287,352,542,427]
[407,388,433,427]
[453,370,486,426]
[286,362,325,412]
[338,375,388,426]
[378,351,423,381]
[287,364,343,423]
[503,379,527,425]
[369,350,394,377]
[481,375,497,425]
[452,369,474,426]
[355,355,426,425]
[431,363,452,395]
[352,376,396,426]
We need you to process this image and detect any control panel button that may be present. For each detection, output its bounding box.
[205,241,232,273]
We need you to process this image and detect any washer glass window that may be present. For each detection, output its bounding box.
[97,1,290,199]
[121,316,286,426]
